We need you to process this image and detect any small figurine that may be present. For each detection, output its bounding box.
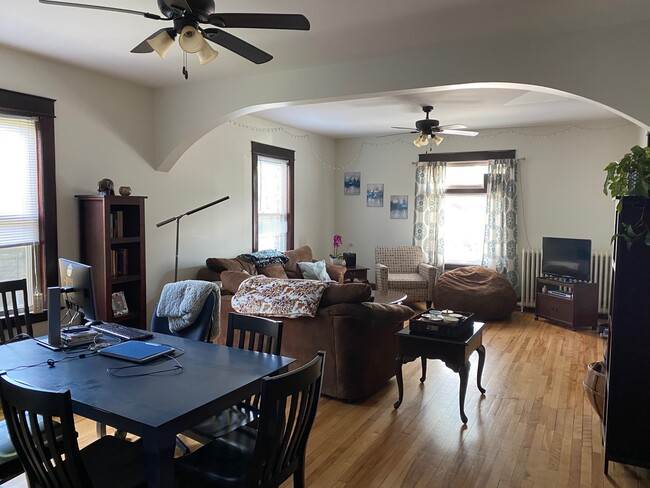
[97,178,115,196]
[119,186,132,196]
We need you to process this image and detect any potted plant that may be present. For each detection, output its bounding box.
[603,145,650,247]
[329,234,346,265]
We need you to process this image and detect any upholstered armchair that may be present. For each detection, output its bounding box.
[375,246,436,307]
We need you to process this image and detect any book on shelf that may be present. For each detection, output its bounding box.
[110,248,129,276]
[110,211,124,238]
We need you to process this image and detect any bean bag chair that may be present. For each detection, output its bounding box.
[434,266,516,320]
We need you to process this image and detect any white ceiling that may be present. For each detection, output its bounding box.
[3,0,648,138]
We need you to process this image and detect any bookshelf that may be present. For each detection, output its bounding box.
[76,195,147,329]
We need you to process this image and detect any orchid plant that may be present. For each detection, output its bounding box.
[330,234,343,259]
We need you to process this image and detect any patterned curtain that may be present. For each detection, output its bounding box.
[482,158,519,294]
[413,162,446,277]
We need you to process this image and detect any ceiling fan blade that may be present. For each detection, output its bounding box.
[391,126,417,131]
[130,28,175,54]
[203,28,272,64]
[438,124,468,131]
[439,129,479,136]
[38,0,163,19]
[207,13,310,30]
[376,132,414,138]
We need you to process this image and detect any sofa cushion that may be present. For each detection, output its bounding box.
[283,246,313,279]
[257,263,289,279]
[298,260,330,281]
[205,257,256,276]
[231,275,328,318]
[220,270,251,294]
[325,263,346,283]
[320,283,372,307]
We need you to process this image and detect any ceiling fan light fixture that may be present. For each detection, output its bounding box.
[147,30,175,59]
[413,134,429,147]
[179,25,204,53]
[197,42,219,65]
[433,134,444,146]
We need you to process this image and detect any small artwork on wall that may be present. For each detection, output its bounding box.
[367,183,384,207]
[390,195,408,219]
[344,172,361,195]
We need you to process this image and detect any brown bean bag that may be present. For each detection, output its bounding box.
[434,266,516,320]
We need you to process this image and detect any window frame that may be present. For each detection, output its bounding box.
[0,88,58,318]
[251,141,294,252]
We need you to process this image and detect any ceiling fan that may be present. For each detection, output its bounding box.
[39,0,310,78]
[391,105,479,147]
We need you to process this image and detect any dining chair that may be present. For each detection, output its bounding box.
[182,312,283,444]
[0,279,36,482]
[175,350,325,488]
[0,279,33,343]
[96,288,219,451]
[0,375,147,488]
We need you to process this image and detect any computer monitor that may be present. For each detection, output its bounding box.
[58,258,98,322]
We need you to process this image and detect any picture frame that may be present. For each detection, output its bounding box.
[390,195,408,219]
[344,172,361,195]
[367,183,384,207]
[111,291,129,317]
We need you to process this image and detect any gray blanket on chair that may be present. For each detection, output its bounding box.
[157,280,220,336]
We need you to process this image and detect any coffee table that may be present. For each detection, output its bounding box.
[394,322,486,423]
[371,290,407,304]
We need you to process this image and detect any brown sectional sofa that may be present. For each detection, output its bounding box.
[197,246,414,401]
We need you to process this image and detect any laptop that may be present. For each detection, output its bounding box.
[98,341,175,364]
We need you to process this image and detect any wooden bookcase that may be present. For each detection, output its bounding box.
[534,277,598,330]
[603,197,650,473]
[76,195,147,329]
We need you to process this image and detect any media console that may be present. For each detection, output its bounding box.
[534,277,598,330]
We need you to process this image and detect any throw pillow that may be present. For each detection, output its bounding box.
[325,263,346,283]
[283,245,313,279]
[232,275,328,318]
[205,257,256,275]
[220,270,251,295]
[257,263,289,279]
[298,260,330,281]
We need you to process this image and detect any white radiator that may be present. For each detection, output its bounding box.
[519,249,612,315]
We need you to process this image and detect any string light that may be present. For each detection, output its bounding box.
[228,120,635,170]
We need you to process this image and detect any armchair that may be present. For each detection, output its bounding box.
[375,246,436,308]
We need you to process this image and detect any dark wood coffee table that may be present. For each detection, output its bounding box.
[371,290,407,304]
[394,322,486,424]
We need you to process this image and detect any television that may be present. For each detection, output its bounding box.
[58,258,98,322]
[542,237,592,282]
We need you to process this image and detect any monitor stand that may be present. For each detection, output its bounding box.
[35,287,63,351]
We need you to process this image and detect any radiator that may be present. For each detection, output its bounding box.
[519,249,612,315]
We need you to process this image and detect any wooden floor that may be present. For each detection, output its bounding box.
[4,310,650,487]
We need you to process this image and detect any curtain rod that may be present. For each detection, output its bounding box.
[412,156,525,165]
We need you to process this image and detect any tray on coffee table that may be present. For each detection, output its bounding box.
[409,309,475,338]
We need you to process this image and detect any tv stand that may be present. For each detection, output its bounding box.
[534,277,598,330]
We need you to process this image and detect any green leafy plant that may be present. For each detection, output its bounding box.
[603,145,650,248]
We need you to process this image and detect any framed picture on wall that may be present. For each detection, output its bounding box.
[367,183,384,207]
[111,291,129,317]
[390,195,408,219]
[344,172,361,195]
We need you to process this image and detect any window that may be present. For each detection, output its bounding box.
[443,163,488,266]
[251,142,294,252]
[0,89,57,314]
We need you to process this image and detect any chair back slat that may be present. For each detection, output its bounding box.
[249,350,325,487]
[0,279,34,343]
[0,376,93,488]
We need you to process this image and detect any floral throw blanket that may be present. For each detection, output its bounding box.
[231,275,329,318]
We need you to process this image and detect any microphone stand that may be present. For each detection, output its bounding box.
[156,196,230,282]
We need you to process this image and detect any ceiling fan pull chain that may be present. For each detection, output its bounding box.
[182,51,189,80]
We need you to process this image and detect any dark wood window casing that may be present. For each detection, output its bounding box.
[251,141,295,252]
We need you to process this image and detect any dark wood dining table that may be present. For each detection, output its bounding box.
[0,333,294,488]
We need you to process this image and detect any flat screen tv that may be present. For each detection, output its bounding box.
[58,258,98,321]
[542,237,592,282]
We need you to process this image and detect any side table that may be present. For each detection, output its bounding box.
[394,323,486,424]
[343,266,369,283]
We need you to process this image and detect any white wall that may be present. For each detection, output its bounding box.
[1,46,336,322]
[334,122,641,282]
